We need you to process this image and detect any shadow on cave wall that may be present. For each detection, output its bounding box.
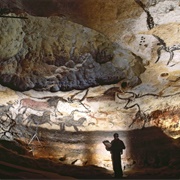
[126,127,180,169]
[52,127,180,168]
[0,126,180,179]
[14,126,180,168]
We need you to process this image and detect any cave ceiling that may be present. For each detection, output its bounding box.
[0,0,145,92]
[0,0,180,175]
[0,14,127,92]
[0,0,180,137]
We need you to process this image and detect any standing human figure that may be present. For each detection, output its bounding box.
[105,133,126,178]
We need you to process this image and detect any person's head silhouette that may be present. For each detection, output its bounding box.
[113,133,119,139]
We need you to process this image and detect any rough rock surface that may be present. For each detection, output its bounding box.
[0,14,139,92]
[0,0,180,179]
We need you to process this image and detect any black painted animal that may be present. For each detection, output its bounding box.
[25,111,52,127]
[56,110,87,132]
[153,35,180,65]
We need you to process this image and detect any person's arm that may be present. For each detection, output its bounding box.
[106,146,111,151]
[122,141,126,149]
[103,140,112,151]
[118,140,125,154]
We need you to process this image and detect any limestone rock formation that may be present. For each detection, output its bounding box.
[0,14,121,91]
[0,0,180,179]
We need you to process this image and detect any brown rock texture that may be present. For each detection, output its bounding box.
[0,14,135,92]
[0,0,180,179]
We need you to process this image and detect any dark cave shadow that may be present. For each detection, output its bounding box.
[37,126,180,175]
[0,126,180,179]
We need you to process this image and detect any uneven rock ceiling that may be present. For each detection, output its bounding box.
[0,0,180,178]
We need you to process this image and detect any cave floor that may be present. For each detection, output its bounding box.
[0,157,179,179]
[0,127,180,179]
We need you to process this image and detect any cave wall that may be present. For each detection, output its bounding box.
[0,14,139,91]
[0,0,180,171]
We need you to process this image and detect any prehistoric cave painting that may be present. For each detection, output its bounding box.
[0,89,91,140]
[20,89,90,133]
[0,113,16,140]
[20,89,90,115]
[67,89,89,102]
[55,110,87,132]
[24,111,52,127]
[0,104,13,118]
[149,110,164,127]
[117,91,180,129]
[153,35,180,66]
[18,96,66,115]
[139,36,149,48]
[117,92,150,129]
[5,89,91,136]
[22,111,54,145]
[88,112,114,128]
[0,103,20,139]
[0,14,126,92]
[134,0,155,30]
[150,108,180,132]
[0,103,36,140]
[67,89,90,112]
[57,89,90,132]
[135,0,180,66]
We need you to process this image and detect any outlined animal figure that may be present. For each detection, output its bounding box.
[116,92,150,128]
[135,0,180,66]
[24,111,52,127]
[19,89,90,116]
[57,89,91,115]
[116,91,180,129]
[153,35,180,66]
[55,110,87,132]
[18,96,66,115]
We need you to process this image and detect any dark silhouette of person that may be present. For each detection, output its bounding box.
[105,133,126,178]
